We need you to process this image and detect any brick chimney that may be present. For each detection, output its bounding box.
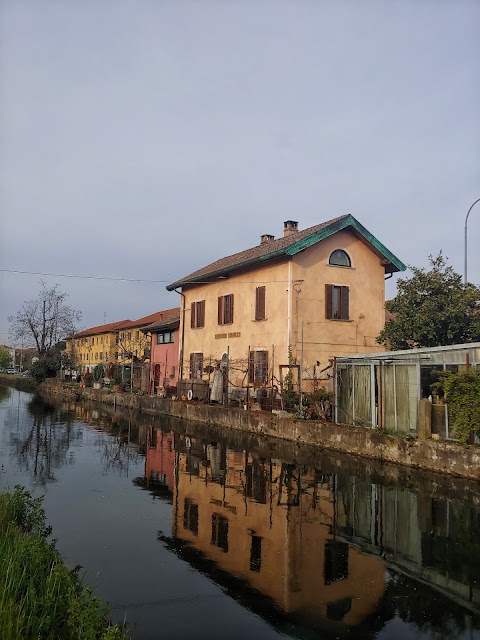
[260,234,275,245]
[283,220,299,237]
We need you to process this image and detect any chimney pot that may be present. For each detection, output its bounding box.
[283,220,299,237]
[260,234,275,245]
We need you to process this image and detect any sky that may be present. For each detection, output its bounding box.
[1,0,479,344]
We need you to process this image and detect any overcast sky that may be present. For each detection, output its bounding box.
[1,0,479,344]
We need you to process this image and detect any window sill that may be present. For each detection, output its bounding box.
[326,318,352,322]
[252,318,268,322]
[326,264,355,269]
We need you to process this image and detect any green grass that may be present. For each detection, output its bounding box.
[0,486,128,640]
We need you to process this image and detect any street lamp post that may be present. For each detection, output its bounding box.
[464,198,480,284]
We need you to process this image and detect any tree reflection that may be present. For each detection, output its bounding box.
[8,395,81,485]
[94,415,140,477]
[0,385,12,404]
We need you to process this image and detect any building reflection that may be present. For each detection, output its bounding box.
[145,426,175,493]
[143,429,480,637]
[154,433,385,635]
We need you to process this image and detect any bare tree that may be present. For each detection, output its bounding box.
[9,282,82,358]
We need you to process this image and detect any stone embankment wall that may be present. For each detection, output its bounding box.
[41,382,480,480]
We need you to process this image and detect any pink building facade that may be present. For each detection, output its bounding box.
[142,310,180,395]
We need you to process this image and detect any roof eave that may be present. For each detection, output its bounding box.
[166,215,406,290]
[286,214,406,272]
[166,248,287,290]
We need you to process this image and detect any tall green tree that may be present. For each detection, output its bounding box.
[377,253,480,350]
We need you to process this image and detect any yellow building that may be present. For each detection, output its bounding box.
[167,215,405,390]
[67,309,178,373]
[66,319,130,372]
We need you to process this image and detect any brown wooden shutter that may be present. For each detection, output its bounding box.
[189,353,194,379]
[261,350,269,384]
[325,284,333,319]
[255,286,266,320]
[228,294,234,324]
[341,287,349,320]
[218,297,223,325]
[200,300,205,327]
[248,351,255,383]
[191,302,196,328]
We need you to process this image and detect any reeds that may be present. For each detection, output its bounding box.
[0,486,128,640]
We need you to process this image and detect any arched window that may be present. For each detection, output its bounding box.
[329,249,351,267]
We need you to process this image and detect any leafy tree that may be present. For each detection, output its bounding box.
[0,347,12,370]
[9,282,81,359]
[377,253,480,350]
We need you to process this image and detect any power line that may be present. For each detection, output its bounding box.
[0,268,293,285]
[0,268,170,283]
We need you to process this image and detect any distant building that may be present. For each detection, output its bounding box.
[67,308,178,374]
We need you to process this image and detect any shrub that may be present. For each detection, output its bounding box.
[93,365,104,382]
[435,368,480,443]
[0,487,128,640]
[30,359,58,383]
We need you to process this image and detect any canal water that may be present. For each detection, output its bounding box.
[1,385,479,640]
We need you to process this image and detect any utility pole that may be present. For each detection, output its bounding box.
[464,198,480,284]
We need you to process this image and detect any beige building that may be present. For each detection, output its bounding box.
[167,215,405,391]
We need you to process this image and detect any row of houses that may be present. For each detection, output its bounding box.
[68,214,408,399]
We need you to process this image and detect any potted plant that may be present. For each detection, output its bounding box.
[93,364,104,390]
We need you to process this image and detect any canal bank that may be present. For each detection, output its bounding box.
[40,381,480,481]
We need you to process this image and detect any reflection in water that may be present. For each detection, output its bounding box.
[1,387,479,639]
[147,429,480,639]
[8,395,82,485]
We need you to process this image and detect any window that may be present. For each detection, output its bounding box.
[248,350,269,387]
[250,535,262,572]
[327,598,352,621]
[156,331,174,344]
[329,249,351,267]
[218,294,234,325]
[255,286,266,320]
[189,352,203,379]
[246,462,268,503]
[211,514,228,552]
[324,540,349,585]
[191,300,205,328]
[183,499,199,535]
[325,285,349,320]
